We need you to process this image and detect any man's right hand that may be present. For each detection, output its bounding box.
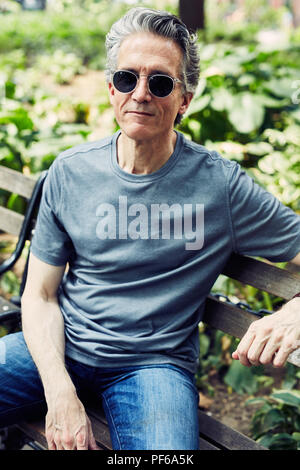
[21,254,99,450]
[45,388,99,450]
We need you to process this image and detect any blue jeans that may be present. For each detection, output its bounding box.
[0,332,199,450]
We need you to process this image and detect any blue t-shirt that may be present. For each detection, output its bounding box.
[30,131,300,373]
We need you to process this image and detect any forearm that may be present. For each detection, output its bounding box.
[21,295,75,402]
[21,295,97,450]
[19,256,97,449]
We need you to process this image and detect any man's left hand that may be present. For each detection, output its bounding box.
[232,298,300,367]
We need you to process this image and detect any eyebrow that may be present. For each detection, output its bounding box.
[120,67,173,76]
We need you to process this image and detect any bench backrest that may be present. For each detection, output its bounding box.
[0,165,47,278]
[0,166,37,236]
[1,165,300,366]
[204,255,300,367]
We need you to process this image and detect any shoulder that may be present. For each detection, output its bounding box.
[179,132,237,173]
[56,134,113,164]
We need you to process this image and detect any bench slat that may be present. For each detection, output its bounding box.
[197,410,266,450]
[203,295,259,339]
[0,206,24,236]
[0,296,19,314]
[16,421,48,450]
[198,437,220,450]
[222,253,300,300]
[0,166,36,199]
[16,419,221,450]
[17,403,264,451]
[88,412,113,450]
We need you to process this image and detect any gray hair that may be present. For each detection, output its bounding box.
[105,7,200,124]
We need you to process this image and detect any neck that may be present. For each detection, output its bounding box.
[117,131,177,175]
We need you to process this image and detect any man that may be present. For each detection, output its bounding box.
[0,7,300,451]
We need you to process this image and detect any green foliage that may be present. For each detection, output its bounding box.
[179,42,300,211]
[0,0,299,410]
[0,1,126,68]
[224,360,274,395]
[0,271,20,297]
[246,389,300,449]
[196,326,236,396]
[36,50,85,85]
[204,0,293,43]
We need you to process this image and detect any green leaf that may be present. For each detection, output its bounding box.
[245,397,268,407]
[257,433,273,448]
[261,409,285,434]
[284,125,300,146]
[245,142,273,156]
[210,88,233,112]
[268,433,298,451]
[255,93,290,108]
[0,271,20,296]
[237,74,256,87]
[228,92,265,134]
[271,390,300,408]
[224,360,258,394]
[264,78,295,99]
[7,193,25,213]
[291,109,300,123]
[199,333,210,358]
[184,94,210,119]
[0,108,34,131]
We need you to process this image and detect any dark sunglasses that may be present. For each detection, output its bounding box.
[112,70,182,98]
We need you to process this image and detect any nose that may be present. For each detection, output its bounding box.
[132,76,152,103]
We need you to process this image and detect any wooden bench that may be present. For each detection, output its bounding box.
[1,165,300,451]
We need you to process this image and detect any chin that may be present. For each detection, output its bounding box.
[121,123,159,142]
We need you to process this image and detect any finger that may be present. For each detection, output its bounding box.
[258,340,280,366]
[61,432,76,450]
[258,327,287,366]
[47,437,57,451]
[53,430,65,450]
[232,351,239,359]
[45,429,56,450]
[273,338,298,367]
[247,335,270,366]
[233,331,256,367]
[76,430,88,450]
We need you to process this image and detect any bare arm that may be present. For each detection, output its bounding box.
[232,251,300,368]
[290,252,300,267]
[21,252,98,450]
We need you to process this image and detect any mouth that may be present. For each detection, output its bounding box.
[126,111,153,116]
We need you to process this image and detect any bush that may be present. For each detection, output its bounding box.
[0,1,126,68]
[246,389,300,449]
[178,41,300,212]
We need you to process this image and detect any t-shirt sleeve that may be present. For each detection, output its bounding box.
[30,158,74,266]
[228,162,300,262]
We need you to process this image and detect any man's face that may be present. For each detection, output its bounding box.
[108,32,193,142]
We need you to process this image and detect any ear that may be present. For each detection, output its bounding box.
[178,92,193,116]
[108,82,115,105]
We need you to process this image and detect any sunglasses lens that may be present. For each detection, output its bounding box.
[149,75,174,97]
[113,71,175,97]
[113,71,137,93]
